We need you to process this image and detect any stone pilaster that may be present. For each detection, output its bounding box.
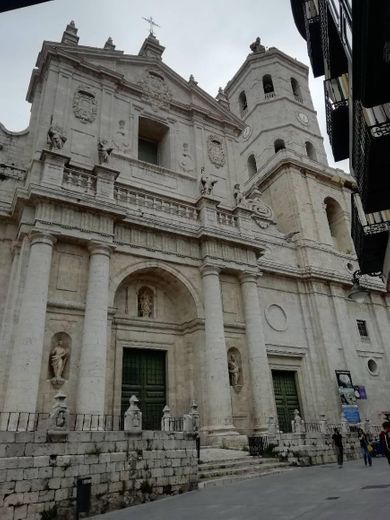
[3,232,56,413]
[200,264,236,435]
[40,149,69,187]
[239,272,276,431]
[76,243,111,415]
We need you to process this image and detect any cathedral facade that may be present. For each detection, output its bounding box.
[0,22,389,443]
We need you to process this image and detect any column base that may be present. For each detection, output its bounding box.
[201,425,249,449]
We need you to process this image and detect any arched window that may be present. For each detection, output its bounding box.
[138,286,154,318]
[274,139,285,153]
[238,91,248,115]
[291,78,303,102]
[247,154,257,177]
[305,141,317,161]
[263,74,275,96]
[324,197,352,253]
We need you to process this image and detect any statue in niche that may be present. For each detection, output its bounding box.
[233,184,249,208]
[178,143,194,173]
[112,119,130,153]
[138,287,153,318]
[97,138,113,164]
[49,336,69,387]
[199,167,217,196]
[47,124,67,150]
[228,351,241,387]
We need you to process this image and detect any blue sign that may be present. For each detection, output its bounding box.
[342,405,361,424]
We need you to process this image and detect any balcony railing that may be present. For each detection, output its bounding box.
[324,75,349,161]
[217,210,238,227]
[63,167,97,195]
[264,91,276,100]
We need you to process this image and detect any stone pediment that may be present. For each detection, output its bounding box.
[30,42,243,130]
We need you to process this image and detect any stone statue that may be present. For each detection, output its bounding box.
[233,183,249,208]
[250,37,265,54]
[200,167,217,196]
[97,138,113,164]
[138,288,153,318]
[112,120,130,153]
[178,143,194,173]
[47,124,67,150]
[228,353,240,387]
[50,338,68,380]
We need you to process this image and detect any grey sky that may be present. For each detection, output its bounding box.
[0,0,348,171]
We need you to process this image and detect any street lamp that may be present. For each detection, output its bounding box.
[348,270,383,303]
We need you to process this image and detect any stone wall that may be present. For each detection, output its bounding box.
[0,430,198,520]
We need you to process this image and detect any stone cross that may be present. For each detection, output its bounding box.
[142,16,160,36]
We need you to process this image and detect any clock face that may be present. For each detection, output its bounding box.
[297,112,309,125]
[242,126,252,141]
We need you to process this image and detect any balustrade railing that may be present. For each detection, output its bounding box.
[264,92,276,100]
[217,210,238,227]
[63,167,97,195]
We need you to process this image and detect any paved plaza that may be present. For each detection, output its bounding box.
[91,458,390,520]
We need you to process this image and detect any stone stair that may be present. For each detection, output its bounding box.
[198,450,292,488]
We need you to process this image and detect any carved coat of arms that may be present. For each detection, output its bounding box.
[73,86,97,123]
[139,70,171,110]
[207,134,225,168]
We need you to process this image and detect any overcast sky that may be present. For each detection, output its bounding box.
[0,0,348,171]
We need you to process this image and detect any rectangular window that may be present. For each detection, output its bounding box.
[138,138,158,165]
[138,117,169,167]
[356,319,369,338]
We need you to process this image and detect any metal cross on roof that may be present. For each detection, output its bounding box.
[142,16,161,36]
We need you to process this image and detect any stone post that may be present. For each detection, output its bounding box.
[3,232,56,414]
[239,272,276,432]
[76,243,111,415]
[40,149,69,187]
[292,409,305,434]
[200,264,236,435]
[189,400,200,433]
[319,413,328,435]
[124,395,142,434]
[93,164,119,200]
[196,196,219,228]
[161,405,172,432]
[267,416,277,436]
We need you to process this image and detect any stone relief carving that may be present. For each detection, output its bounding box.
[48,392,69,441]
[112,119,130,153]
[138,286,154,318]
[207,134,225,168]
[199,167,217,196]
[47,124,67,150]
[97,138,114,164]
[178,143,194,173]
[227,348,242,390]
[264,304,288,332]
[49,333,70,387]
[73,85,97,123]
[139,70,172,110]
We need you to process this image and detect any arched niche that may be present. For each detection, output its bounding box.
[247,154,257,177]
[227,347,243,390]
[263,74,274,94]
[48,332,71,384]
[324,197,352,253]
[238,90,248,116]
[291,77,302,102]
[274,139,285,153]
[305,141,317,161]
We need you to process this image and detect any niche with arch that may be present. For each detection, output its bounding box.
[263,74,275,95]
[291,77,303,102]
[238,90,248,116]
[247,154,257,177]
[324,197,352,253]
[274,139,285,153]
[48,332,71,385]
[137,286,154,318]
[227,347,243,390]
[305,141,317,161]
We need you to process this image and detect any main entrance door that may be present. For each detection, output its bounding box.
[121,348,166,430]
[272,370,300,433]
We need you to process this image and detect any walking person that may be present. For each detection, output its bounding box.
[332,427,344,468]
[380,421,390,465]
[358,428,372,467]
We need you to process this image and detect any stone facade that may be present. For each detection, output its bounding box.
[0,25,390,443]
[0,430,197,520]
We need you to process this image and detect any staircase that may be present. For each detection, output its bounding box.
[198,449,291,488]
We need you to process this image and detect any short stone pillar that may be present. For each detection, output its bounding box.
[161,405,172,432]
[189,401,200,433]
[319,413,328,435]
[93,164,119,200]
[292,409,305,434]
[267,416,277,436]
[40,149,69,187]
[48,392,69,442]
[341,412,350,435]
[124,395,142,434]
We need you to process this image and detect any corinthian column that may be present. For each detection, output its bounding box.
[240,272,275,431]
[3,232,56,413]
[77,243,111,415]
[200,264,236,434]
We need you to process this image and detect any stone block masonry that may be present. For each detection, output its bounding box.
[0,430,198,520]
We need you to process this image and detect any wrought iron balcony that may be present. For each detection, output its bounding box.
[324,75,349,161]
[319,0,348,79]
[304,0,325,77]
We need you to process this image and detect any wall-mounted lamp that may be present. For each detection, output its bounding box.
[348,270,383,303]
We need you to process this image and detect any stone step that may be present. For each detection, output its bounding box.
[199,457,277,471]
[198,465,293,489]
[199,461,288,480]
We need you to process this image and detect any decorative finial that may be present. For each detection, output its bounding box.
[142,16,161,36]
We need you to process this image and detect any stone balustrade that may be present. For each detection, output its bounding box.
[62,167,97,196]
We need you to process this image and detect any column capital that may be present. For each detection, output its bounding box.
[88,242,113,257]
[238,271,262,284]
[200,263,221,277]
[30,231,57,248]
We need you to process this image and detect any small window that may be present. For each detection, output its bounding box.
[367,358,378,375]
[274,139,285,153]
[238,91,248,116]
[247,154,257,177]
[263,74,274,96]
[305,141,317,161]
[138,117,169,167]
[291,78,303,102]
[357,320,369,338]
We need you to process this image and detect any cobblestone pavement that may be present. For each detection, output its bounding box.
[90,458,390,520]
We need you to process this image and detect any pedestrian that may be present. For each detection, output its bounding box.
[332,427,344,468]
[358,428,372,467]
[379,421,390,465]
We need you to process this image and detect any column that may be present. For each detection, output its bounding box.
[3,232,56,412]
[200,265,236,434]
[77,243,111,415]
[239,272,276,431]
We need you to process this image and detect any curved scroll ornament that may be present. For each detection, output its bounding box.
[207,135,225,168]
[246,189,274,229]
[139,70,172,110]
[73,86,97,123]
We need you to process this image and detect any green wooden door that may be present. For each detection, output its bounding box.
[121,348,166,430]
[272,370,300,433]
